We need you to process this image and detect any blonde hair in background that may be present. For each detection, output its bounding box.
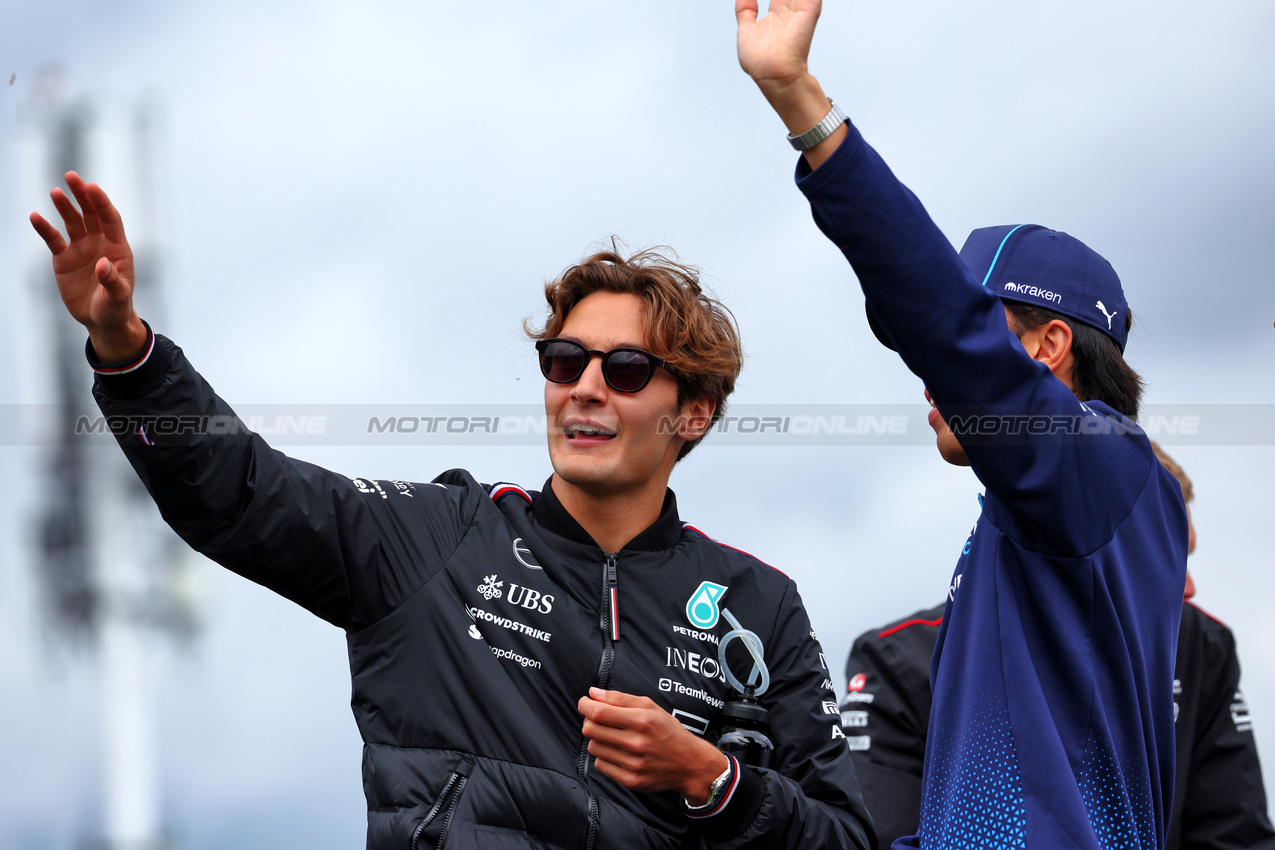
[1150,440,1194,503]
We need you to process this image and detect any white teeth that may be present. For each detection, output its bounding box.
[566,424,615,438]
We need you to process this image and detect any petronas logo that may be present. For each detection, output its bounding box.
[685,581,728,630]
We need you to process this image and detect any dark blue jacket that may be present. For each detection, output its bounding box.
[798,124,1189,850]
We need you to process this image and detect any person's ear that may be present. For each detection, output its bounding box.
[1019,319,1074,388]
[674,397,716,443]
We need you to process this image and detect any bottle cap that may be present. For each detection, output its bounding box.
[721,697,769,725]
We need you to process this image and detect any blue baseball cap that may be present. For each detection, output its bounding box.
[959,224,1129,352]
[865,224,1130,352]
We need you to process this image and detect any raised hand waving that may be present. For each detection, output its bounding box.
[735,0,822,88]
[30,172,148,362]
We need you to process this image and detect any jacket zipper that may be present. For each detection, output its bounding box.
[604,553,620,642]
[435,774,467,850]
[575,551,619,849]
[410,755,475,850]
[585,795,600,850]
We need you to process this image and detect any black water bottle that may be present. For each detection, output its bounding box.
[715,687,773,770]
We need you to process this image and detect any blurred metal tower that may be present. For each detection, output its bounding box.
[16,78,200,850]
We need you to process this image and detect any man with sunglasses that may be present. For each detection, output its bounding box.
[31,179,875,849]
[737,1,1186,849]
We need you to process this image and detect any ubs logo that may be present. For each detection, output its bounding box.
[507,583,554,614]
[479,572,555,614]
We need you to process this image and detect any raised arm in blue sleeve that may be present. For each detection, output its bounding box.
[794,125,1153,556]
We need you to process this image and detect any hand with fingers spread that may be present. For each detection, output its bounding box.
[30,171,148,362]
[735,0,845,169]
[735,0,821,89]
[578,687,729,804]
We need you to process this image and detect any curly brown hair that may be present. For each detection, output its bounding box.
[525,244,743,460]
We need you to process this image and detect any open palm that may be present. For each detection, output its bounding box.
[30,171,136,333]
[735,0,822,86]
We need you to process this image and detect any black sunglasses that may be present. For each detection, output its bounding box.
[535,338,671,393]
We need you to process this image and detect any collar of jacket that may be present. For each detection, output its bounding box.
[531,476,683,552]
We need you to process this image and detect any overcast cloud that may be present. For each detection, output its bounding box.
[1,2,1273,847]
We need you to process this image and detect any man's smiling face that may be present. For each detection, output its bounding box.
[544,291,690,498]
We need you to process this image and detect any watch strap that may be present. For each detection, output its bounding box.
[683,754,738,815]
[787,99,847,151]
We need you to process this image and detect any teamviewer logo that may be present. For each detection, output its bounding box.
[659,678,672,692]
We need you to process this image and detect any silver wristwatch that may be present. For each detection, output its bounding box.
[787,99,847,151]
[683,759,734,811]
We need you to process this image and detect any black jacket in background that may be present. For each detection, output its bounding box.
[843,601,1275,850]
[91,334,875,850]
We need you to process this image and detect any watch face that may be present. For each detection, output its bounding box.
[710,763,733,796]
[687,764,733,811]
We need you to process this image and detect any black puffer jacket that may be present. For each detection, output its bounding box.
[92,334,875,850]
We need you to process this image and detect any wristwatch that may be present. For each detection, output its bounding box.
[787,99,847,151]
[683,757,735,812]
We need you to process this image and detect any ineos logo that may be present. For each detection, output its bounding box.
[665,647,726,683]
[512,538,542,570]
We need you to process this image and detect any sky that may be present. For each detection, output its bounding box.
[1,1,1273,847]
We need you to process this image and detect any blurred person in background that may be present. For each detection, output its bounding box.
[839,443,1275,849]
[29,173,875,850]
[737,0,1188,847]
